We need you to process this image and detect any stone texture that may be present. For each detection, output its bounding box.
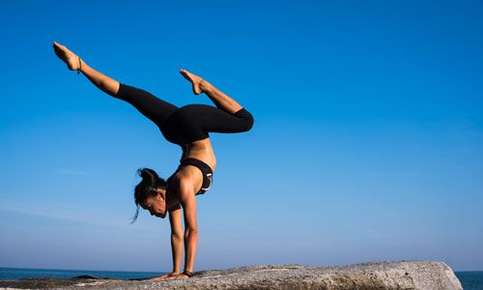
[0,260,463,290]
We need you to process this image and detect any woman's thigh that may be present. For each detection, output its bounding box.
[179,104,253,134]
[115,83,178,126]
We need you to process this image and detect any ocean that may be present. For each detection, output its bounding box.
[0,267,164,281]
[0,267,482,289]
[456,271,483,290]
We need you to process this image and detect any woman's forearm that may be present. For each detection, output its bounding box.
[171,234,184,273]
[184,229,198,272]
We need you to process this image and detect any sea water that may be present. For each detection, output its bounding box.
[0,267,164,281]
[455,271,483,290]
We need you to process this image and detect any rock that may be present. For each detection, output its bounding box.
[1,260,463,290]
[0,277,94,289]
[72,275,109,280]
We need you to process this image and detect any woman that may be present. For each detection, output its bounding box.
[52,42,254,281]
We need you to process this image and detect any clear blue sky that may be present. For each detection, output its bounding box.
[1,1,482,272]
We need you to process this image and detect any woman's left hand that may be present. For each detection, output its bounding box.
[161,273,191,280]
[147,271,181,281]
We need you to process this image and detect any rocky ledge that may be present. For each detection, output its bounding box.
[0,260,463,290]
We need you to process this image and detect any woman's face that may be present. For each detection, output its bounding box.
[142,189,166,218]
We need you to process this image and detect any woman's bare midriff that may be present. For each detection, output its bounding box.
[166,138,216,210]
[181,138,217,171]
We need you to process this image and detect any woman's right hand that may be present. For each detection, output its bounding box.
[148,271,181,281]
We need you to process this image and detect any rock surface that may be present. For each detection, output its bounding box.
[0,260,463,290]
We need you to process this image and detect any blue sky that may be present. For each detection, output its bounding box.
[1,0,482,272]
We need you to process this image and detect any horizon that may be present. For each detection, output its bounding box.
[1,263,482,273]
[1,1,482,273]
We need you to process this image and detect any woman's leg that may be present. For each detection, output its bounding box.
[53,42,178,126]
[179,69,254,133]
[75,58,178,126]
[191,104,254,133]
[79,59,121,97]
[201,80,243,114]
[180,69,243,114]
[53,42,120,96]
[114,83,179,126]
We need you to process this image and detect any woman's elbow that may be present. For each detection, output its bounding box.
[186,226,198,233]
[235,108,254,132]
[171,231,183,240]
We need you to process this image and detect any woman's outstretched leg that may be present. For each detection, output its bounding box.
[53,41,120,97]
[53,41,178,126]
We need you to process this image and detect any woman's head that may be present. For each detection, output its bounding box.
[131,168,167,223]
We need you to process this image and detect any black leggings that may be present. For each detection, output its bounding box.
[114,83,254,145]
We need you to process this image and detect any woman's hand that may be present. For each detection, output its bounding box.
[161,272,191,280]
[147,271,181,281]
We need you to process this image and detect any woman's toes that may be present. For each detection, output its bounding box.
[193,83,202,95]
[179,69,187,79]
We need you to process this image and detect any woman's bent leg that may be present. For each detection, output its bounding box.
[197,81,254,133]
[201,106,253,133]
[180,105,254,134]
[199,80,244,114]
[179,69,244,114]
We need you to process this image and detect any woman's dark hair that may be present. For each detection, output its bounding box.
[130,167,167,223]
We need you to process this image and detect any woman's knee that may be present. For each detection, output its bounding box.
[235,108,254,132]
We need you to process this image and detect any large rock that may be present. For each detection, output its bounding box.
[1,260,463,290]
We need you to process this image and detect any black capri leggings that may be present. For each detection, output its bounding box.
[113,83,254,145]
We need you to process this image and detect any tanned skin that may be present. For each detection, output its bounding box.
[53,41,245,280]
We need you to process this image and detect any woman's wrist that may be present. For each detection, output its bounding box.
[182,270,193,278]
[199,79,211,93]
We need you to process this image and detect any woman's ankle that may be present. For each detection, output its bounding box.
[76,57,83,74]
[200,79,213,94]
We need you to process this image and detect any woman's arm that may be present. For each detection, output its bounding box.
[147,204,184,282]
[168,204,184,273]
[179,181,198,273]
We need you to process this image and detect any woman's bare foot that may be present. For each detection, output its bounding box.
[52,41,81,71]
[179,69,205,95]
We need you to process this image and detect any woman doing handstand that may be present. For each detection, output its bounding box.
[52,41,254,281]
